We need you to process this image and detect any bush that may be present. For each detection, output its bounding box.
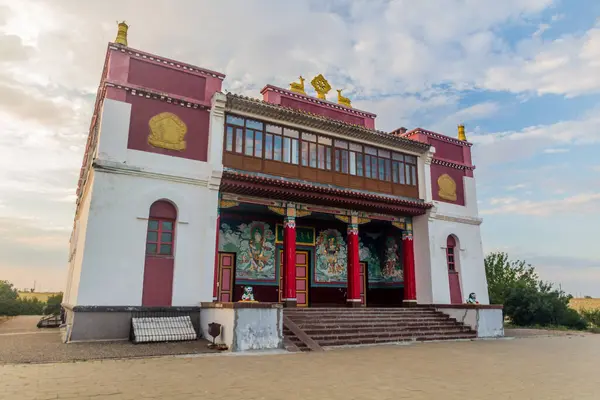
[579,309,600,327]
[503,283,588,330]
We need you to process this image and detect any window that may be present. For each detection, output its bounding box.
[146,201,176,256]
[446,236,457,272]
[223,114,420,187]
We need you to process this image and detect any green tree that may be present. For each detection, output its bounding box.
[0,280,20,316]
[485,252,538,305]
[43,293,63,316]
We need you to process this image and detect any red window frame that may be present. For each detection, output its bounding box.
[146,218,175,256]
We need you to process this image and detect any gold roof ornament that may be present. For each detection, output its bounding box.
[289,76,306,95]
[458,124,467,141]
[115,21,129,46]
[311,74,332,100]
[336,89,351,108]
[148,112,187,151]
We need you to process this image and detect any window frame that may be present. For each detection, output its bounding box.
[146,218,175,257]
[223,113,420,186]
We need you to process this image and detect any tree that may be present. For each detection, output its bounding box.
[43,293,63,316]
[485,252,538,305]
[0,280,20,316]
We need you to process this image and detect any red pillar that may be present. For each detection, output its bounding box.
[402,230,417,306]
[346,222,361,307]
[283,216,297,307]
[212,211,220,301]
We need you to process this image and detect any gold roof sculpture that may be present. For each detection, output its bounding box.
[289,74,352,107]
[115,21,129,46]
[458,124,467,141]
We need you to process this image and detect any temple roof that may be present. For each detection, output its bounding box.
[221,169,432,216]
[226,93,431,153]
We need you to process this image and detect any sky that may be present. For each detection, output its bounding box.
[0,0,599,296]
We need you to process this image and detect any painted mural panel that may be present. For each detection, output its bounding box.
[314,229,347,283]
[360,232,403,284]
[219,221,276,281]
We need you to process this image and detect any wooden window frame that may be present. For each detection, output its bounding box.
[223,113,420,187]
[146,218,175,257]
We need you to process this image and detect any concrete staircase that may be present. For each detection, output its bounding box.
[283,307,477,351]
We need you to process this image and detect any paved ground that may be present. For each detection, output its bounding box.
[0,316,218,364]
[1,334,599,399]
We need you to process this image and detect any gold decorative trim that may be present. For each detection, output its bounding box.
[357,217,370,225]
[219,200,239,209]
[296,210,312,218]
[268,206,286,216]
[392,221,406,230]
[334,215,350,223]
[438,174,457,201]
[148,112,187,151]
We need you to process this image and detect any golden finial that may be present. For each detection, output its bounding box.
[458,124,467,141]
[289,76,306,95]
[311,74,332,100]
[336,89,351,108]
[115,21,129,46]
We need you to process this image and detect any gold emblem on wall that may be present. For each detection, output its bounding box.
[148,112,187,151]
[311,74,332,100]
[438,174,457,202]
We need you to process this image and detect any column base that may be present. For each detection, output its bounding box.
[346,300,363,308]
[283,299,297,308]
[402,300,418,308]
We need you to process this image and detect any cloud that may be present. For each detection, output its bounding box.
[543,148,570,154]
[506,183,528,190]
[481,193,600,216]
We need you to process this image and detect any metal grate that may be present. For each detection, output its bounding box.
[129,310,200,343]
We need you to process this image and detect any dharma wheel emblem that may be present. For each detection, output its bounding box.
[311,74,332,100]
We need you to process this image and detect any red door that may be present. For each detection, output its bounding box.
[217,252,235,302]
[446,236,462,304]
[279,250,309,307]
[359,262,367,306]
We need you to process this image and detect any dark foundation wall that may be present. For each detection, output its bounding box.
[367,288,404,307]
[310,287,347,306]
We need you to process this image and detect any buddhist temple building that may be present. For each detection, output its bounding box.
[62,23,501,344]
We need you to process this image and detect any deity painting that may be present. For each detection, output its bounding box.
[359,233,403,284]
[381,237,403,280]
[315,229,347,283]
[219,221,276,281]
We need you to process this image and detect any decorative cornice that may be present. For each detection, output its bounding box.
[403,127,473,147]
[261,85,376,118]
[225,93,431,154]
[432,158,475,171]
[93,159,213,188]
[429,211,482,226]
[105,81,212,110]
[220,169,432,216]
[108,43,226,79]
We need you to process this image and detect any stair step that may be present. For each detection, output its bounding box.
[310,328,473,341]
[318,333,477,347]
[302,326,471,336]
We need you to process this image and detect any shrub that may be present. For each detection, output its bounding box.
[43,293,63,316]
[579,309,600,327]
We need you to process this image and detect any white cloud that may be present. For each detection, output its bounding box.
[482,193,600,216]
[506,183,528,190]
[543,148,570,154]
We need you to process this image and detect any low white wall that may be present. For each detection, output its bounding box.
[233,308,283,352]
[200,308,235,348]
[436,307,504,338]
[200,305,283,352]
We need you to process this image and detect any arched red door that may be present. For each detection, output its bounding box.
[142,200,176,306]
[446,235,462,304]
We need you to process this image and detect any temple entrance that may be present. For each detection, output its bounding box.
[216,202,413,307]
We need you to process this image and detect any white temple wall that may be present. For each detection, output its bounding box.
[75,168,218,306]
[66,93,226,307]
[414,174,490,305]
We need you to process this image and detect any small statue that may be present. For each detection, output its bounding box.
[336,89,352,107]
[289,76,306,95]
[240,286,257,302]
[466,292,479,304]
